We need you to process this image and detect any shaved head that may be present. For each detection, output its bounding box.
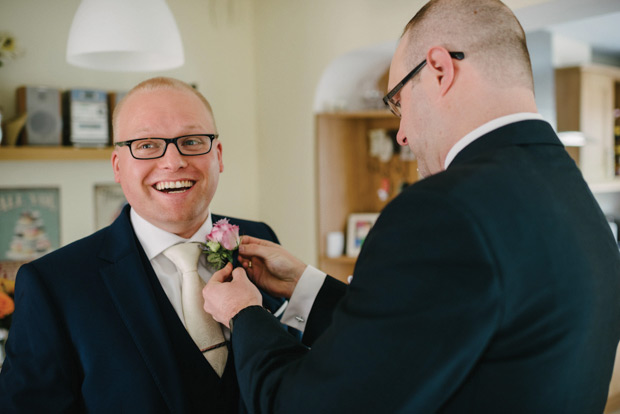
[402,0,533,90]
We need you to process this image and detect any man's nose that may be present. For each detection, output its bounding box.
[158,142,188,169]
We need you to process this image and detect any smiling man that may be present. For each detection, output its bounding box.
[0,77,290,413]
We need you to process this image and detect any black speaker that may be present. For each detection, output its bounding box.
[16,86,63,146]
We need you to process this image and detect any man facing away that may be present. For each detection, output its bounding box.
[0,77,305,413]
[203,1,620,413]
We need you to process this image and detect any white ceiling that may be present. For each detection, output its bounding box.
[514,0,620,56]
[548,12,620,56]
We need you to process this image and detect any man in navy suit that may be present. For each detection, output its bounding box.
[0,77,296,413]
[204,0,620,413]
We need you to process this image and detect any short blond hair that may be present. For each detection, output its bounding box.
[112,77,216,137]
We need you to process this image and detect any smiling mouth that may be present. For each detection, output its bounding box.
[154,180,195,193]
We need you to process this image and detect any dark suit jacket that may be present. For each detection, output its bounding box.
[231,120,620,413]
[0,205,286,413]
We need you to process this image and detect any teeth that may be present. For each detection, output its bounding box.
[155,180,194,191]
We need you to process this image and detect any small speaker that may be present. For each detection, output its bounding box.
[62,89,109,147]
[16,86,63,146]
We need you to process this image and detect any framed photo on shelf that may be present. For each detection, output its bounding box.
[0,187,60,262]
[94,183,127,230]
[346,213,379,257]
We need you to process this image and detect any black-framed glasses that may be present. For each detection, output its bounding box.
[115,134,219,160]
[383,51,465,117]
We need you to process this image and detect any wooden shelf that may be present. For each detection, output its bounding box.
[315,110,417,279]
[0,146,114,161]
[321,256,357,265]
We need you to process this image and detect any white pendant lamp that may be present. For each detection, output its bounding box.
[66,0,184,72]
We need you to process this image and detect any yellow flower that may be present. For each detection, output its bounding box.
[0,278,15,295]
[1,36,15,52]
[0,291,14,319]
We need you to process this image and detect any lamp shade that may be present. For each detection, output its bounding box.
[66,0,184,72]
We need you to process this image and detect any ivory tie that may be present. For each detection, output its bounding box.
[163,242,228,377]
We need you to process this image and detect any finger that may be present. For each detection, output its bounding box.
[239,235,260,245]
[231,266,248,282]
[210,262,233,283]
[237,256,252,271]
[240,235,277,248]
[238,243,274,260]
[244,260,253,272]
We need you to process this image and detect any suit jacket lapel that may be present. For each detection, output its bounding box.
[97,206,189,413]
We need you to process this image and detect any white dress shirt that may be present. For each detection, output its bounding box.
[130,208,311,333]
[130,208,215,328]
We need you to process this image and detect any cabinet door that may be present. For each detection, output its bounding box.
[580,71,615,182]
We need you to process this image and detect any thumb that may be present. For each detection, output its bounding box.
[231,266,250,284]
[211,262,233,283]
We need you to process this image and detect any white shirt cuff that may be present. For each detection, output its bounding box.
[281,265,327,333]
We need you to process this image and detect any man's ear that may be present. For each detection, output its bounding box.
[111,150,121,183]
[425,46,457,97]
[215,140,224,173]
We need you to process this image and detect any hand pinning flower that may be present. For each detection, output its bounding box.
[203,218,240,270]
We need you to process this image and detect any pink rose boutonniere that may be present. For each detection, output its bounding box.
[203,218,240,270]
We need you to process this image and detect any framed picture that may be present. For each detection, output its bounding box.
[94,183,127,230]
[346,213,379,257]
[0,187,60,262]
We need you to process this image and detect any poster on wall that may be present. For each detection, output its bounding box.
[0,187,60,263]
[94,183,127,230]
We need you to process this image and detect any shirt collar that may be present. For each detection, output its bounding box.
[443,113,546,169]
[130,208,213,260]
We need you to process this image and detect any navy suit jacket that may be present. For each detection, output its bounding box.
[0,206,286,413]
[231,120,620,413]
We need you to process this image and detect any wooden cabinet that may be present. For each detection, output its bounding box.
[315,111,418,282]
[556,65,620,185]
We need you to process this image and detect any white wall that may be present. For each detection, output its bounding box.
[527,30,557,130]
[252,0,430,264]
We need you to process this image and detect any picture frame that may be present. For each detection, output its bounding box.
[0,187,60,262]
[346,213,379,257]
[94,183,127,230]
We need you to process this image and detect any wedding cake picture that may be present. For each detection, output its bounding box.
[0,188,60,261]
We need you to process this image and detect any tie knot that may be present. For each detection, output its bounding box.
[163,242,202,273]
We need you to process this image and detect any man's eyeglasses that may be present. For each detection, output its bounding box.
[115,134,218,160]
[383,51,465,117]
